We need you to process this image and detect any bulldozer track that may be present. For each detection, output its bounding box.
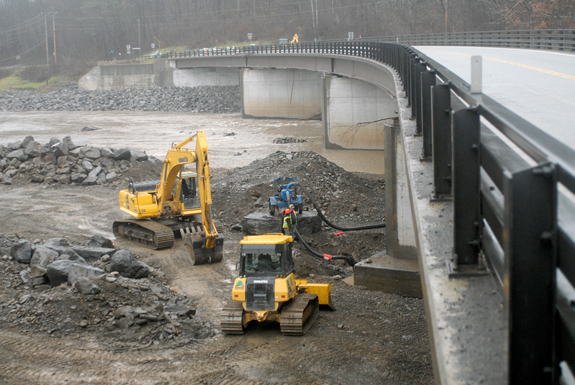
[113,219,175,249]
[280,293,319,336]
[221,301,246,335]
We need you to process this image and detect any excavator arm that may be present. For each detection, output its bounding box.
[194,132,218,249]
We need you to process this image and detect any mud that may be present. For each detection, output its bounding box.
[0,113,430,384]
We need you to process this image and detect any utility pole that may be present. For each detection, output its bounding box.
[44,13,49,67]
[137,18,141,60]
[52,12,58,65]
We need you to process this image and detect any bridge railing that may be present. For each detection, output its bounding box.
[170,40,575,384]
[345,29,575,52]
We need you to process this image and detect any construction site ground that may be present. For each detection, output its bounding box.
[0,112,432,384]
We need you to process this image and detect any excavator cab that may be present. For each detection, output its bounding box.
[174,171,200,210]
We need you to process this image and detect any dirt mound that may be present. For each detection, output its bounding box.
[211,150,386,277]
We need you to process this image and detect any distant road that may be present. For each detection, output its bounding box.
[415,46,575,149]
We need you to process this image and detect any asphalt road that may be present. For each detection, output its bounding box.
[415,46,575,149]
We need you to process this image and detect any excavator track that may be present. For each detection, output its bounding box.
[113,219,175,249]
[221,301,246,335]
[280,293,319,336]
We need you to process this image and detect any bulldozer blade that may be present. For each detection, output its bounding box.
[183,233,224,265]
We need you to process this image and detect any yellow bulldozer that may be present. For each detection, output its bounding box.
[112,131,224,265]
[221,233,333,336]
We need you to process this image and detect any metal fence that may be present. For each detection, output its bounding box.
[170,40,575,383]
[355,29,575,52]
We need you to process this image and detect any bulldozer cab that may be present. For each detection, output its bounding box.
[239,234,295,278]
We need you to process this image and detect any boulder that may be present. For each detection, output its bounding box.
[100,148,114,158]
[88,166,102,179]
[21,135,35,148]
[55,253,87,264]
[44,237,72,247]
[6,140,23,150]
[110,250,150,279]
[82,175,98,185]
[30,245,59,270]
[70,173,87,183]
[112,148,131,161]
[164,305,196,318]
[80,146,101,160]
[84,234,114,249]
[62,136,78,150]
[10,239,34,264]
[67,263,105,285]
[105,171,117,182]
[81,159,93,171]
[51,141,69,157]
[71,245,116,262]
[6,149,26,162]
[24,141,44,157]
[46,260,76,286]
[74,277,101,295]
[48,137,61,147]
[130,149,148,161]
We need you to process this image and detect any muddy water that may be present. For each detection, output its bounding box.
[0,111,384,174]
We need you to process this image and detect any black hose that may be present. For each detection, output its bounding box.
[294,228,356,267]
[295,183,386,231]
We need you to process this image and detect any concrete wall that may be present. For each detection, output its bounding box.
[322,75,397,150]
[79,59,173,91]
[241,68,321,119]
[173,68,240,87]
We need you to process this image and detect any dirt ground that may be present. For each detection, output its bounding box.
[0,117,432,384]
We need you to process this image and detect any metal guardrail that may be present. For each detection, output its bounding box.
[169,40,575,383]
[355,29,575,52]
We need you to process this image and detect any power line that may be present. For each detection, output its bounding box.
[0,32,53,63]
[0,14,44,34]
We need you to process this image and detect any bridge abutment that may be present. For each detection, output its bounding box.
[322,75,396,150]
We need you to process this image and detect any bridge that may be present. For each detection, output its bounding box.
[80,31,575,384]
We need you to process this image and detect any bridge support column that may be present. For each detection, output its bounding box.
[241,68,321,119]
[322,75,396,150]
[354,120,422,298]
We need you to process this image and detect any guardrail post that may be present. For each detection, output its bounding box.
[503,163,557,384]
[407,57,415,109]
[414,61,425,135]
[431,83,452,198]
[421,68,436,158]
[450,107,483,273]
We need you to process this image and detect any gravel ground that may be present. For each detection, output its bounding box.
[0,150,433,384]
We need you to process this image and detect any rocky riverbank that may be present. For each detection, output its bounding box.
[0,84,241,113]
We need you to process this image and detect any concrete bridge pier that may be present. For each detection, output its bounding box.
[240,68,322,119]
[354,120,423,298]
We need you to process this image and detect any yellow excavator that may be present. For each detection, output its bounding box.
[113,131,224,265]
[221,233,333,335]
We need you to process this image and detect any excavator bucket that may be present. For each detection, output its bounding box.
[181,228,224,265]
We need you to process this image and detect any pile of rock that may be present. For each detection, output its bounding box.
[0,85,241,113]
[0,235,214,344]
[8,235,149,293]
[0,135,157,185]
